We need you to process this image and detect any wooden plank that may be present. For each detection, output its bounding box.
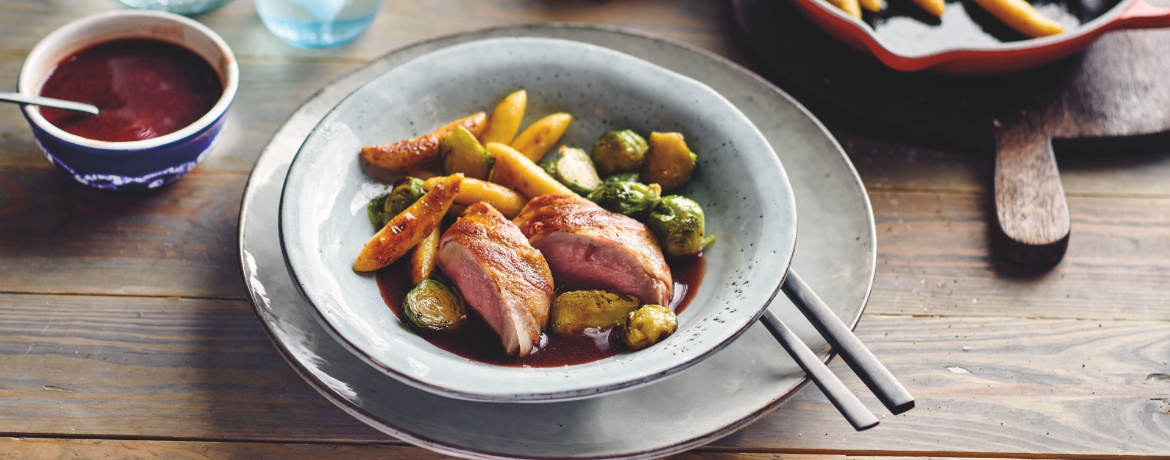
[867,190,1170,320]
[1,293,1167,456]
[0,295,385,442]
[0,169,247,299]
[2,438,1137,460]
[0,0,742,62]
[842,132,1170,197]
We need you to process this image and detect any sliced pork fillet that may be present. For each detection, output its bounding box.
[437,202,554,357]
[513,194,672,306]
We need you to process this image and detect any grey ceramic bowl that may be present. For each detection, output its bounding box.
[279,37,797,402]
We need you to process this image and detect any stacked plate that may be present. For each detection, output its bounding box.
[239,25,875,459]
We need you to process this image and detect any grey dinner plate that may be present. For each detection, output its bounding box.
[239,24,875,460]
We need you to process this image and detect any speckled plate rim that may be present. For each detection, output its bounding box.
[238,23,876,460]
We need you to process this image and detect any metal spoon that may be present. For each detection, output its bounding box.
[0,92,99,115]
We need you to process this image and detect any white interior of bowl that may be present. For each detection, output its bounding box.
[18,10,239,150]
[279,37,798,402]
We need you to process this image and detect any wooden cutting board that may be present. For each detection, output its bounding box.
[732,0,1170,266]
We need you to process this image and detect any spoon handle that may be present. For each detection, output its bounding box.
[0,92,99,115]
[782,270,915,414]
[759,309,879,431]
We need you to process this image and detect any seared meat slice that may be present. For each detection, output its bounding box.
[437,202,554,357]
[514,194,672,305]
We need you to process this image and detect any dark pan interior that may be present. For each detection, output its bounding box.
[866,0,1122,53]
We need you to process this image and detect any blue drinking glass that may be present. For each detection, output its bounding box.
[117,0,237,15]
[254,0,386,48]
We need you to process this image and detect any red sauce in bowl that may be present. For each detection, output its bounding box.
[38,39,223,142]
[377,254,707,368]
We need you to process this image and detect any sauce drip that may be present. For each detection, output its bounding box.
[376,254,707,367]
[38,39,223,142]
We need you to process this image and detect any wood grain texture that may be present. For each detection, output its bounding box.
[842,132,1170,197]
[992,119,1070,265]
[0,169,247,298]
[2,438,1114,460]
[869,190,1170,320]
[1,292,1167,456]
[0,0,742,62]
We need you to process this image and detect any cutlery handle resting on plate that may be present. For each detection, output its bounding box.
[759,310,879,431]
[782,270,915,414]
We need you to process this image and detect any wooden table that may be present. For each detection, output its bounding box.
[1,1,1168,458]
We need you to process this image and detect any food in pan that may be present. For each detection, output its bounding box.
[352,90,713,365]
[822,0,1064,38]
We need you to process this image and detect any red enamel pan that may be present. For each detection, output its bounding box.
[791,0,1170,73]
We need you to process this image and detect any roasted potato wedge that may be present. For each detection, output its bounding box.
[480,90,527,145]
[510,112,572,162]
[909,0,945,16]
[486,143,578,198]
[361,113,486,171]
[410,226,441,285]
[970,0,1063,37]
[423,175,528,218]
[827,0,862,18]
[353,174,463,272]
[859,0,883,12]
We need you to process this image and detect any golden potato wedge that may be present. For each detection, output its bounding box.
[479,90,527,145]
[826,0,862,18]
[361,113,486,171]
[859,0,883,13]
[970,0,1063,37]
[486,143,578,198]
[423,175,528,218]
[409,226,441,285]
[909,0,945,17]
[510,113,572,162]
[407,170,438,180]
[353,174,463,272]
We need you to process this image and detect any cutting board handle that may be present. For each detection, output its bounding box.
[992,122,1070,266]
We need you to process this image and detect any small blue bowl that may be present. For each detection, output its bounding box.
[18,11,239,191]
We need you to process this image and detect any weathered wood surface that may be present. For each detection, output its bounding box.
[0,438,1074,460]
[1,293,1168,456]
[0,0,1168,459]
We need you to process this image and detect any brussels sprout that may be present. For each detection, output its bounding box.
[550,290,641,336]
[439,126,494,180]
[623,304,678,350]
[586,180,661,218]
[643,132,697,192]
[646,195,706,257]
[592,129,648,176]
[367,193,391,228]
[544,146,602,195]
[404,279,467,330]
[603,172,641,184]
[386,176,427,217]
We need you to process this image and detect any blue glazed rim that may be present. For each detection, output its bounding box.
[17,10,239,190]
